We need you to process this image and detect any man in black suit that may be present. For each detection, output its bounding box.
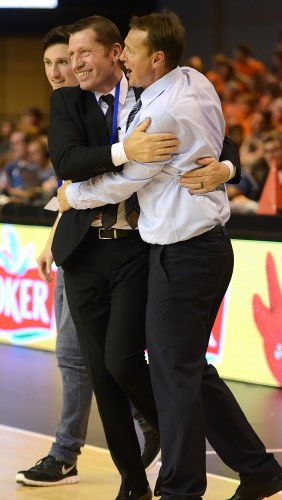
[48,15,251,500]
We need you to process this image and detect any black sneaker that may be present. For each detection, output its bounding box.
[132,407,161,471]
[15,455,79,486]
[141,428,161,470]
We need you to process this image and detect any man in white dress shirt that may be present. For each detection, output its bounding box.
[57,11,282,500]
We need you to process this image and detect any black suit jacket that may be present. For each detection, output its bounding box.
[49,84,241,266]
[49,85,143,266]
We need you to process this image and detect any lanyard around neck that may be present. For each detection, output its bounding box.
[94,80,120,145]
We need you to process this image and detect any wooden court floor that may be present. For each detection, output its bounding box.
[0,425,237,500]
[1,425,282,500]
[0,344,282,499]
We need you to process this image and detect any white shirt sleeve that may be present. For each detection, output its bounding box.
[66,161,162,210]
[221,160,235,181]
[111,142,129,166]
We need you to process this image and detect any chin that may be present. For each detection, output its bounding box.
[128,76,138,87]
[79,81,91,91]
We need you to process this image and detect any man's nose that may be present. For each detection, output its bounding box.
[72,54,84,69]
[120,49,126,61]
[50,65,60,78]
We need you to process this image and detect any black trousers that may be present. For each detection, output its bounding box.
[146,226,281,499]
[62,228,157,490]
[63,227,280,494]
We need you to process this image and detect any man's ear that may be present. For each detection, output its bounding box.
[152,50,165,67]
[112,43,123,61]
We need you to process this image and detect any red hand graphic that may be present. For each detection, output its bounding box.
[253,252,282,385]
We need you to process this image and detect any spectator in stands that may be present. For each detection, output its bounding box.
[27,135,57,200]
[226,125,261,213]
[232,43,266,81]
[1,130,41,203]
[271,42,282,84]
[18,106,44,136]
[206,53,244,99]
[184,55,205,73]
[256,130,282,197]
[247,111,272,139]
[261,130,282,171]
[0,119,15,160]
[269,97,282,132]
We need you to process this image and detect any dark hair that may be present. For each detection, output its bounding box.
[42,25,72,52]
[129,11,185,70]
[235,43,252,57]
[28,135,50,159]
[261,130,282,145]
[70,15,123,52]
[22,107,43,122]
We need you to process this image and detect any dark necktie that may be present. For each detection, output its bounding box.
[125,98,142,132]
[100,94,115,138]
[99,94,118,229]
[124,99,142,229]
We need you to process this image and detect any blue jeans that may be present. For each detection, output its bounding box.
[49,267,93,465]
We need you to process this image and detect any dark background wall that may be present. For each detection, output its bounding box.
[156,0,282,68]
[0,0,281,65]
[0,0,156,37]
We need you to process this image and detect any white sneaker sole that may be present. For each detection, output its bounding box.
[15,473,80,486]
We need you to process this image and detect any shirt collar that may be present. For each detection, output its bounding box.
[140,66,182,108]
[94,72,128,105]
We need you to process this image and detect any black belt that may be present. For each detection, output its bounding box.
[90,227,138,239]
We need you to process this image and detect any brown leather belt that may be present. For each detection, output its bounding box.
[90,227,138,239]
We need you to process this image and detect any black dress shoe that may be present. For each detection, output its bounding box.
[115,484,152,499]
[154,466,163,497]
[227,472,282,500]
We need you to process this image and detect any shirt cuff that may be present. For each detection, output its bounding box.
[66,182,81,209]
[111,142,129,166]
[221,160,235,181]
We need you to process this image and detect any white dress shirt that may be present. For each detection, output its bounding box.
[91,73,135,229]
[66,67,231,244]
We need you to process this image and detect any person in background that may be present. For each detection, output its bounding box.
[0,119,15,159]
[27,135,58,201]
[18,106,44,136]
[232,43,266,82]
[255,130,282,199]
[15,24,161,489]
[184,55,204,74]
[57,11,282,500]
[1,129,40,204]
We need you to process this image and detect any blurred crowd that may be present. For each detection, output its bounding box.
[0,107,57,212]
[0,41,282,217]
[186,42,282,214]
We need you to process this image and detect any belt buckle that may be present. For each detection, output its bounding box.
[98,228,117,239]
